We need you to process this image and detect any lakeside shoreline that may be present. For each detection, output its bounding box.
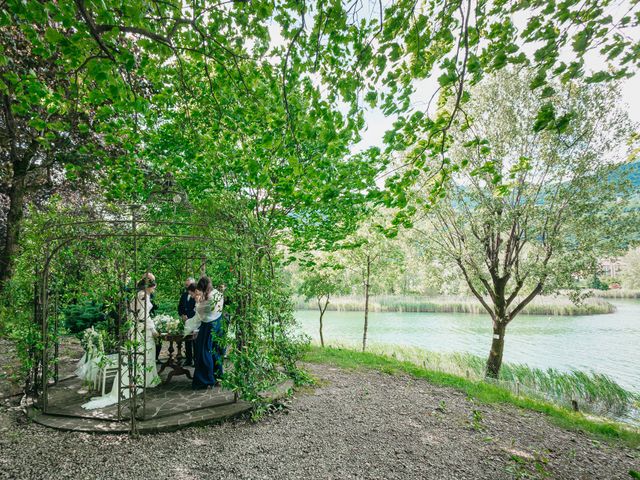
[295,294,617,316]
[303,346,640,446]
[302,341,640,427]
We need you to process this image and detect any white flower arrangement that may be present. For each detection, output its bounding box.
[154,314,183,335]
[80,326,104,357]
[77,327,116,389]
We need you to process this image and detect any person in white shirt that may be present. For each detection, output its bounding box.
[183,276,224,389]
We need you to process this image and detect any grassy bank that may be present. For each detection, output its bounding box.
[303,345,640,448]
[295,295,616,316]
[306,341,639,422]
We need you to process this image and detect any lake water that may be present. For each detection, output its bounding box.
[295,299,640,392]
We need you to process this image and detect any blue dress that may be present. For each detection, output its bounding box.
[193,320,215,389]
[184,291,224,390]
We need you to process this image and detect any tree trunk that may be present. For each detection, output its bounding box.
[362,255,371,352]
[0,164,28,290]
[317,297,326,348]
[485,320,507,379]
[319,310,325,347]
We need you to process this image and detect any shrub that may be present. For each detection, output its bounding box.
[63,301,106,334]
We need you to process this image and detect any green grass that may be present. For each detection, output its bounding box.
[295,295,616,316]
[302,345,640,448]
[314,342,638,420]
[456,352,636,417]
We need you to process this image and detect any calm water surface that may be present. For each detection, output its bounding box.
[295,299,640,392]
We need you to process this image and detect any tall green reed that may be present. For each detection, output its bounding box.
[295,295,616,316]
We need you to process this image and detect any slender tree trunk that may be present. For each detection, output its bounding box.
[485,320,507,378]
[0,163,28,290]
[317,297,326,347]
[362,255,371,352]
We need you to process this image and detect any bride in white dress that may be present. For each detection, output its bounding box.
[81,277,161,410]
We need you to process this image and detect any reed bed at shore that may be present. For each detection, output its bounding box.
[313,341,639,423]
[295,295,616,316]
[587,289,640,299]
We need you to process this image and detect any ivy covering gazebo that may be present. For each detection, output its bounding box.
[24,196,302,434]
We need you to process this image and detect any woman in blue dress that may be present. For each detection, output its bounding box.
[183,276,224,389]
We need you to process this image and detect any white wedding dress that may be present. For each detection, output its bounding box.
[75,350,117,385]
[81,290,161,410]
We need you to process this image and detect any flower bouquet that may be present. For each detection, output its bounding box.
[80,326,104,356]
[77,326,116,387]
[154,314,184,336]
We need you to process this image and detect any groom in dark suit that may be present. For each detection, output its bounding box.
[178,277,196,366]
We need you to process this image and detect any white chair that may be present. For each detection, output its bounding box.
[94,355,119,396]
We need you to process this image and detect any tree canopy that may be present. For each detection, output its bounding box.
[415,70,638,377]
[3,0,640,285]
[1,0,640,423]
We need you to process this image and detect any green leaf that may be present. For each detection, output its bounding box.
[44,28,64,45]
[554,112,574,133]
[364,90,377,107]
[532,103,555,132]
[572,30,590,53]
[438,71,458,88]
[540,86,555,98]
[586,71,611,83]
[530,71,546,90]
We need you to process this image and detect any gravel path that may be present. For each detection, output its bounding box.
[1,362,639,479]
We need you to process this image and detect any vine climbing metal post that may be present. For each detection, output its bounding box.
[31,270,39,403]
[53,293,59,384]
[125,204,141,436]
[200,255,206,277]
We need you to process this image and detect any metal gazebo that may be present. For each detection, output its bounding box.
[33,204,234,435]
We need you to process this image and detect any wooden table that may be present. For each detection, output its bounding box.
[158,332,196,384]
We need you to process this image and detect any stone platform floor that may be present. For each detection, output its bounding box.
[28,367,293,433]
[43,371,236,421]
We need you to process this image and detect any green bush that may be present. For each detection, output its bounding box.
[589,276,609,291]
[63,301,106,334]
[152,296,179,316]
